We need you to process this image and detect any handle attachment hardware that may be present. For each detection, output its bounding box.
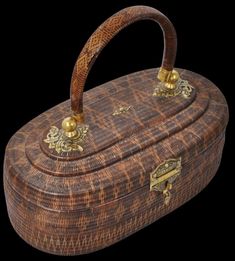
[154,68,194,98]
[44,116,88,154]
[157,67,180,89]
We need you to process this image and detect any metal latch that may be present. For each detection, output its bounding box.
[150,158,182,205]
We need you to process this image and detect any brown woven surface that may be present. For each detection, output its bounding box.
[3,5,228,256]
[4,68,228,255]
[4,135,225,254]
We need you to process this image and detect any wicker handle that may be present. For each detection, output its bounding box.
[70,5,177,118]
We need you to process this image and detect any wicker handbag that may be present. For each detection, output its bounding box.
[4,5,229,255]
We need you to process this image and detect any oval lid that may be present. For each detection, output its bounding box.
[5,68,227,211]
[24,69,199,176]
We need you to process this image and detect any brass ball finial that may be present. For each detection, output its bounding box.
[170,70,180,84]
[62,117,78,138]
[157,67,180,89]
[165,70,180,89]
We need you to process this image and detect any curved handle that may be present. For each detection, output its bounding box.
[70,5,177,120]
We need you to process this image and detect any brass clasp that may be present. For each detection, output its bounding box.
[150,158,182,205]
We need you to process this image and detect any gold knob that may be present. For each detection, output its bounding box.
[157,67,180,89]
[62,117,78,138]
[165,70,180,89]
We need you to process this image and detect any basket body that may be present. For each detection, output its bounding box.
[4,68,228,255]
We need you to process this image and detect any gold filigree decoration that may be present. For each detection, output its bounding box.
[153,78,194,98]
[112,106,132,116]
[44,125,89,154]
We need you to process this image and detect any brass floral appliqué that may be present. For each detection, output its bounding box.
[153,78,194,98]
[44,125,89,154]
[112,106,132,116]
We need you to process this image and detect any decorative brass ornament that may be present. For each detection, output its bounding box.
[44,125,89,154]
[61,117,78,138]
[150,158,182,205]
[112,106,132,116]
[153,78,194,98]
[157,67,180,89]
